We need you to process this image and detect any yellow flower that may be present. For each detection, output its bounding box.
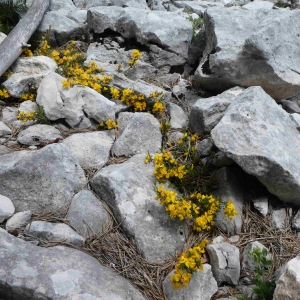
[110,87,120,99]
[131,49,141,60]
[62,80,71,89]
[224,200,238,219]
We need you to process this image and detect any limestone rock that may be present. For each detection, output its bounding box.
[112,112,162,157]
[90,154,185,262]
[195,7,300,100]
[273,254,300,300]
[252,196,268,217]
[206,242,240,285]
[63,131,114,168]
[19,100,39,113]
[211,86,300,205]
[163,264,218,300]
[0,194,15,223]
[17,124,63,146]
[0,121,11,137]
[214,167,244,235]
[167,103,188,129]
[174,1,224,16]
[87,7,192,59]
[242,0,274,9]
[197,137,215,157]
[270,208,287,229]
[67,190,110,238]
[5,210,32,233]
[279,99,300,114]
[0,228,145,299]
[3,56,57,98]
[74,0,149,9]
[25,221,85,246]
[0,144,86,213]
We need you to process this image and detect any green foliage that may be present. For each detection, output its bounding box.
[187,16,204,39]
[35,106,50,125]
[237,247,275,300]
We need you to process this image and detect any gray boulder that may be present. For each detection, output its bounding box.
[25,221,85,246]
[195,7,300,100]
[3,56,57,98]
[274,254,300,300]
[5,210,32,233]
[0,143,86,213]
[214,167,244,235]
[0,228,145,300]
[197,137,214,157]
[206,242,240,285]
[211,86,300,205]
[0,121,11,137]
[163,264,218,300]
[167,103,188,129]
[87,7,192,59]
[36,72,118,128]
[63,131,114,168]
[0,194,15,223]
[17,124,63,146]
[67,190,110,238]
[189,91,237,134]
[90,154,185,262]
[38,11,87,46]
[112,112,162,157]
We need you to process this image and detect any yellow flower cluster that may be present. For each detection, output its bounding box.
[0,89,10,99]
[99,119,119,130]
[22,48,33,57]
[128,49,141,66]
[171,240,208,290]
[224,200,238,219]
[153,151,187,183]
[120,88,147,112]
[20,93,35,101]
[17,110,36,122]
[110,87,120,99]
[35,37,51,56]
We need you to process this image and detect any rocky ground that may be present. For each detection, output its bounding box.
[1,0,300,299]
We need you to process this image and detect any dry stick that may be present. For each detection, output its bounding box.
[0,0,50,77]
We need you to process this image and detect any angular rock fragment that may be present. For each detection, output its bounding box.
[63,131,114,168]
[195,7,300,100]
[3,56,57,98]
[25,221,85,246]
[0,144,86,213]
[17,124,63,146]
[211,86,300,205]
[112,112,162,157]
[206,242,240,285]
[0,194,15,223]
[67,190,110,238]
[90,154,185,262]
[6,210,32,233]
[0,121,11,137]
[0,228,145,300]
[167,103,188,129]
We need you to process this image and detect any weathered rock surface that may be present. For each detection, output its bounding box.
[90,154,185,262]
[25,221,85,246]
[211,86,300,205]
[67,190,110,238]
[0,228,145,299]
[273,254,300,300]
[3,56,57,98]
[242,0,274,9]
[0,145,12,156]
[214,167,244,235]
[163,264,218,300]
[88,7,192,59]
[0,194,15,223]
[195,7,300,100]
[0,144,86,213]
[167,103,188,129]
[112,112,162,157]
[0,121,11,137]
[206,242,240,285]
[74,0,149,9]
[17,124,63,146]
[63,131,114,168]
[36,72,119,128]
[270,208,287,229]
[5,210,32,233]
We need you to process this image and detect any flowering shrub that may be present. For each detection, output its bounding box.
[171,240,208,289]
[128,49,141,66]
[99,119,119,130]
[145,131,238,289]
[17,110,36,122]
[0,88,10,100]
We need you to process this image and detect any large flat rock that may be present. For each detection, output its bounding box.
[90,154,185,262]
[195,7,300,100]
[0,144,86,213]
[87,7,192,59]
[211,86,300,205]
[0,228,145,300]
